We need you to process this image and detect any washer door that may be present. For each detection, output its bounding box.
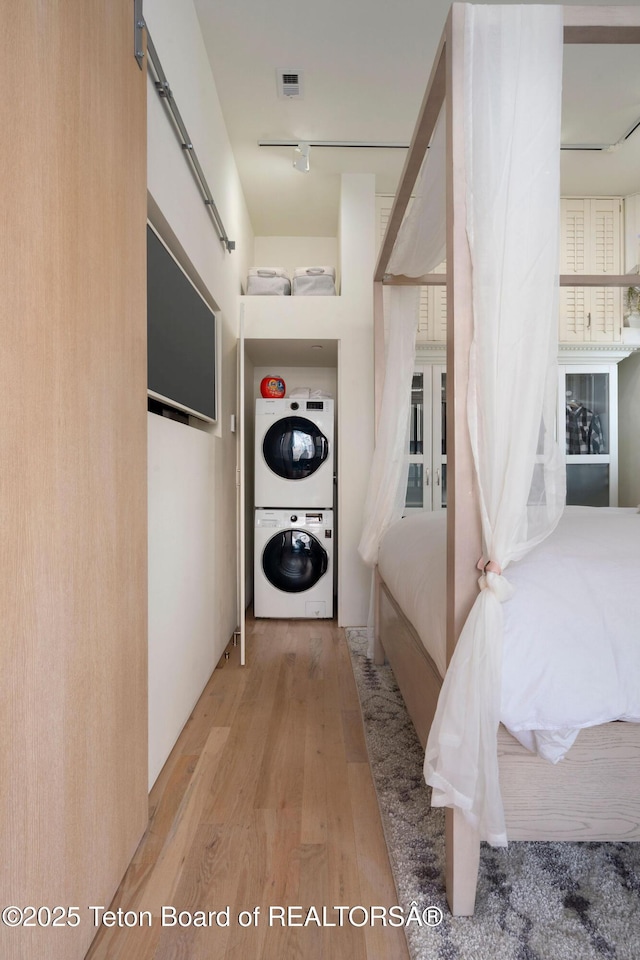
[262,529,328,593]
[262,416,329,480]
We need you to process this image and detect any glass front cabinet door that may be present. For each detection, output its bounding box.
[558,363,618,507]
[405,362,447,513]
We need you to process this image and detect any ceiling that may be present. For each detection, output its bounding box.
[194,0,640,238]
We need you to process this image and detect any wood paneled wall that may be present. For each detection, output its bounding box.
[0,4,147,959]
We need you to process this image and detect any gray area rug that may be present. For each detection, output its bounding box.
[345,626,640,960]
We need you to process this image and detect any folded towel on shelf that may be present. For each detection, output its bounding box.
[292,266,337,296]
[246,268,291,296]
[288,387,333,399]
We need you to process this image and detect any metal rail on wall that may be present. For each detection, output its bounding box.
[143,24,236,253]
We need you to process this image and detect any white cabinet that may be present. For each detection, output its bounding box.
[417,274,447,343]
[558,360,619,506]
[407,355,626,512]
[559,198,623,342]
[378,194,626,346]
[406,357,622,512]
[405,359,447,512]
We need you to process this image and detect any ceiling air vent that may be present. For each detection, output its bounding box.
[277,69,303,99]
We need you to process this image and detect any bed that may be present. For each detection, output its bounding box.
[375,508,640,916]
[378,507,640,760]
[370,3,640,916]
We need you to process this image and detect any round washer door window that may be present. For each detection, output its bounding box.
[262,529,328,593]
[262,416,328,480]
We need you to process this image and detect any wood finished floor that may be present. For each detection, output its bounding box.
[85,618,410,960]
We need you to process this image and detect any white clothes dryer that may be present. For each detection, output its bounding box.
[254,398,334,508]
[254,509,334,618]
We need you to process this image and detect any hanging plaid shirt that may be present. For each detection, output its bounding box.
[566,404,605,455]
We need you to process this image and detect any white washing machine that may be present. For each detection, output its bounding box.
[255,398,334,508]
[254,509,334,618]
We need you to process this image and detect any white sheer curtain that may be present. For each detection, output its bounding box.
[424,5,565,845]
[387,107,447,280]
[357,284,420,567]
[358,109,447,568]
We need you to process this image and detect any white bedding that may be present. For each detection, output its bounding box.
[378,507,640,762]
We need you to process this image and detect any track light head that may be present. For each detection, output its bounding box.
[293,141,310,173]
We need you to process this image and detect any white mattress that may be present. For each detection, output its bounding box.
[378,507,640,762]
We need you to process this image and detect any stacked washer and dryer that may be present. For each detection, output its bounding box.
[254,397,335,618]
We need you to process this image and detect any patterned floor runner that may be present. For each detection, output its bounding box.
[345,626,640,960]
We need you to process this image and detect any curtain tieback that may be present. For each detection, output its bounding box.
[476,557,514,602]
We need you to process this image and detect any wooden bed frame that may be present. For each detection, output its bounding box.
[373,4,640,917]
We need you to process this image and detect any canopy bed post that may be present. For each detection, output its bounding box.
[373,280,385,432]
[443,2,482,916]
[370,31,446,664]
[443,5,480,678]
[372,280,385,665]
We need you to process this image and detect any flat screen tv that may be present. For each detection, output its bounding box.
[147,224,216,422]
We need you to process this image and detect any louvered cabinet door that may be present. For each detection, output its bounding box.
[375,195,447,343]
[417,287,448,342]
[417,288,431,342]
[559,198,623,342]
[589,198,621,275]
[560,286,622,343]
[560,198,587,274]
[589,286,622,342]
[432,285,448,341]
[588,199,622,342]
[560,286,589,341]
[376,195,394,250]
[423,263,447,343]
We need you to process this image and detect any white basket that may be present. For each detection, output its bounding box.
[292,267,336,296]
[246,268,291,296]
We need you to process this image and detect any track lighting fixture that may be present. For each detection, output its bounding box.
[293,141,310,173]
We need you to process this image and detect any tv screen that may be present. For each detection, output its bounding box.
[147,225,216,421]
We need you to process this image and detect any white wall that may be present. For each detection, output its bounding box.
[252,237,339,291]
[147,413,216,785]
[145,0,254,787]
[619,351,640,507]
[242,175,376,626]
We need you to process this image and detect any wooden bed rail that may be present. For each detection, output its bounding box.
[563,4,640,43]
[383,274,640,287]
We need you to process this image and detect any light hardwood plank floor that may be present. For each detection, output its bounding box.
[85,618,410,960]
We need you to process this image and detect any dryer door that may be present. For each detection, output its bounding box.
[262,416,329,480]
[262,529,328,593]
